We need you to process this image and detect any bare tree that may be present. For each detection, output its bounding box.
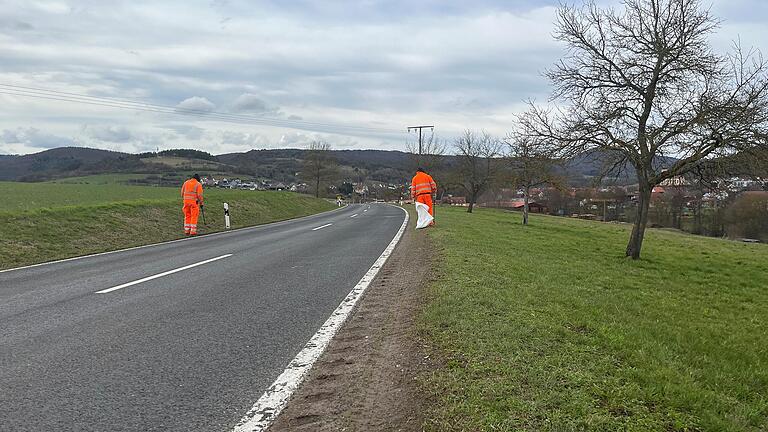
[454,130,503,213]
[406,131,447,198]
[406,130,446,172]
[520,0,768,259]
[300,140,338,198]
[505,133,563,225]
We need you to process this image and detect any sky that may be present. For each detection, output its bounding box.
[0,0,766,155]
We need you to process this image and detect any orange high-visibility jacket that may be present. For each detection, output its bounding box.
[181,178,204,205]
[411,171,436,199]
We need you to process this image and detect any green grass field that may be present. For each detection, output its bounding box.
[0,180,176,211]
[421,207,768,432]
[0,181,335,270]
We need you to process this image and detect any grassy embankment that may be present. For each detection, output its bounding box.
[422,207,768,432]
[0,180,335,270]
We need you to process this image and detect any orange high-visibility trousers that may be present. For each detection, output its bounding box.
[183,203,200,235]
[415,193,434,216]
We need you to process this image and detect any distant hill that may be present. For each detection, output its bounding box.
[0,145,678,185]
[0,147,148,181]
[563,151,681,186]
[138,149,218,161]
[217,149,414,184]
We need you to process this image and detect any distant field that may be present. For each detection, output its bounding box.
[0,182,336,269]
[141,156,227,170]
[48,174,154,185]
[422,207,768,431]
[46,172,254,188]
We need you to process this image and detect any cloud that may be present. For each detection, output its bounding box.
[175,96,216,113]
[83,125,134,143]
[2,0,767,155]
[278,131,318,147]
[0,127,74,149]
[231,93,279,114]
[77,124,167,153]
[276,131,358,149]
[220,130,270,147]
[163,124,206,140]
[0,18,33,32]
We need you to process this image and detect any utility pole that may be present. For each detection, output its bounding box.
[407,125,434,156]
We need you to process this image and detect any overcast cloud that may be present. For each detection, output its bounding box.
[0,0,766,155]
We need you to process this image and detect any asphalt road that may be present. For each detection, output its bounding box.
[0,203,406,432]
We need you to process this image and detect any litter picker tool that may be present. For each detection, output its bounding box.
[200,204,208,226]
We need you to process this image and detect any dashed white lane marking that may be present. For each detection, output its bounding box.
[232,205,409,432]
[95,254,233,294]
[311,223,333,231]
[0,206,351,275]
[350,214,359,218]
[363,209,368,212]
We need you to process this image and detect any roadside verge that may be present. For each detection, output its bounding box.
[0,192,335,270]
[265,207,434,431]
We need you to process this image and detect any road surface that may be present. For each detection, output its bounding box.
[0,203,406,431]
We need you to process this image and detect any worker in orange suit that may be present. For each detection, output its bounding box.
[411,167,437,225]
[181,174,204,235]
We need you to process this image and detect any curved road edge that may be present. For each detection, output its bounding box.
[232,205,410,432]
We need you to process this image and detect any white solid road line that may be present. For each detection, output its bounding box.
[94,254,233,294]
[311,223,333,231]
[232,205,409,432]
[350,214,358,218]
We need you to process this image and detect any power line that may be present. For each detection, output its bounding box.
[0,83,401,133]
[0,83,406,137]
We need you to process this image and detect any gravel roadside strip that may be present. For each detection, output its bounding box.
[269,211,433,431]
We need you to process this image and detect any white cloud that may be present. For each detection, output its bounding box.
[231,93,279,114]
[163,124,206,140]
[276,131,359,149]
[175,96,216,113]
[76,124,169,153]
[278,131,319,147]
[220,130,270,147]
[83,125,135,143]
[1,0,767,155]
[0,126,74,149]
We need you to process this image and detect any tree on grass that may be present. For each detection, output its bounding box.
[406,130,446,174]
[301,140,338,198]
[505,133,563,225]
[407,131,447,201]
[520,0,768,259]
[454,130,503,213]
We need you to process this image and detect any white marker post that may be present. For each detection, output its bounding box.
[224,202,231,229]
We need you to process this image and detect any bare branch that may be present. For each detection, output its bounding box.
[526,0,768,258]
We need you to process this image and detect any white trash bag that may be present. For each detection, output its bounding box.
[415,201,434,229]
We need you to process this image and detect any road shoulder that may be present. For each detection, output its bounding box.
[269,210,433,431]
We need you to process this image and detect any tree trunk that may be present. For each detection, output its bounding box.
[694,201,703,234]
[467,191,475,213]
[523,186,529,225]
[626,185,652,259]
[315,176,320,198]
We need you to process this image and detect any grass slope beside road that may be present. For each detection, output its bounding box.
[0,181,177,211]
[422,207,768,432]
[0,183,335,270]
